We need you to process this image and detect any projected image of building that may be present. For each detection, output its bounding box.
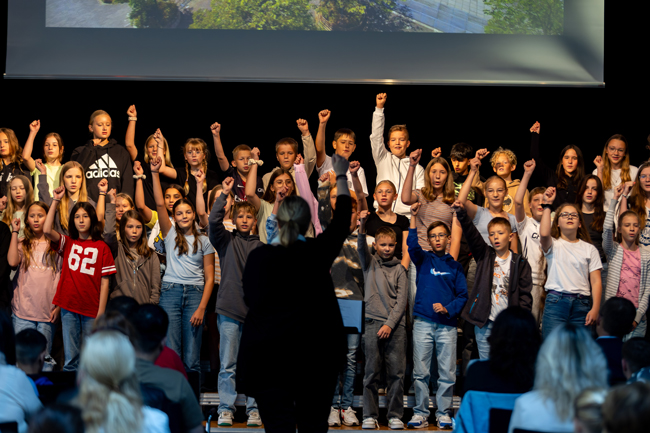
[45,0,563,35]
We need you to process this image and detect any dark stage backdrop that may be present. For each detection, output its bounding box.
[1,2,648,198]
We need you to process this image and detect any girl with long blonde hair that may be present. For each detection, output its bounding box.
[175,137,219,211]
[593,134,638,211]
[0,175,33,237]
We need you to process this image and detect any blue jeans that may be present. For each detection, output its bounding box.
[12,315,55,355]
[159,282,204,373]
[60,309,94,371]
[542,292,592,339]
[412,316,457,419]
[217,314,258,415]
[332,333,360,410]
[474,320,494,360]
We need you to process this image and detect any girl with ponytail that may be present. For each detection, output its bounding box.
[238,154,352,431]
[77,330,169,433]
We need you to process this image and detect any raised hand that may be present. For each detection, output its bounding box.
[543,186,556,205]
[450,200,464,213]
[318,109,331,124]
[358,209,370,222]
[107,188,116,204]
[222,177,234,195]
[431,147,442,158]
[133,160,144,176]
[150,156,163,173]
[0,196,6,212]
[210,122,221,137]
[98,178,109,194]
[294,154,304,166]
[34,159,46,174]
[409,149,422,166]
[53,186,65,201]
[153,128,164,146]
[523,159,536,174]
[276,186,288,203]
[469,157,481,172]
[194,169,206,185]
[251,147,260,160]
[331,154,350,177]
[296,118,309,136]
[318,172,330,184]
[376,93,387,109]
[349,160,360,176]
[127,105,137,118]
[410,202,421,216]
[593,155,603,170]
[328,170,337,185]
[29,120,40,134]
[530,121,540,134]
[475,148,490,160]
[11,218,21,233]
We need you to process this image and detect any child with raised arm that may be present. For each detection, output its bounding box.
[43,186,116,371]
[515,159,547,326]
[453,199,532,360]
[483,146,531,217]
[22,120,64,201]
[124,108,178,209]
[370,93,424,216]
[70,110,134,201]
[357,211,408,430]
[211,122,263,202]
[175,136,219,211]
[603,181,650,340]
[315,109,369,196]
[261,118,317,191]
[151,155,215,376]
[209,177,263,427]
[0,127,30,200]
[8,202,61,368]
[406,202,467,430]
[539,187,603,339]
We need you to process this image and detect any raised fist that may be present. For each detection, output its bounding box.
[127,105,137,118]
[409,149,422,166]
[296,119,309,135]
[376,93,387,109]
[210,122,221,136]
[318,109,331,124]
[29,120,40,134]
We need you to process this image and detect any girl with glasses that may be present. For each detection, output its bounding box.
[593,134,638,211]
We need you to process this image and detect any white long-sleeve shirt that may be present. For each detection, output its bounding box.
[370,107,425,217]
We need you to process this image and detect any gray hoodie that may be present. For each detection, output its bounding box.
[209,192,263,323]
[357,233,408,329]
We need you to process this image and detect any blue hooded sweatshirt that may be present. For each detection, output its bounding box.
[407,228,468,326]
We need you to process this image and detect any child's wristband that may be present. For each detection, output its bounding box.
[541,204,553,211]
[128,117,137,121]
[99,192,106,196]
[133,174,147,180]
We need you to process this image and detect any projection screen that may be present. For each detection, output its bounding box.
[5,0,604,86]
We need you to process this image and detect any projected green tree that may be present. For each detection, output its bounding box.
[191,0,315,30]
[128,0,180,28]
[484,0,564,35]
[317,0,412,32]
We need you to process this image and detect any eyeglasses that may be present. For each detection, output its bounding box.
[607,146,625,155]
[428,233,448,240]
[186,149,203,155]
[559,212,579,220]
[640,174,650,180]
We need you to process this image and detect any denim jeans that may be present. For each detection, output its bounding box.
[216,314,258,415]
[159,282,204,373]
[12,315,55,355]
[474,320,494,360]
[412,316,457,419]
[332,333,360,410]
[625,316,647,341]
[60,309,94,371]
[362,319,406,420]
[542,292,592,339]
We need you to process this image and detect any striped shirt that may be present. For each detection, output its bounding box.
[415,189,455,251]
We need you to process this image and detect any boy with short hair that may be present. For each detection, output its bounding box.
[15,329,48,378]
[316,109,369,197]
[209,177,264,427]
[357,218,408,430]
[622,338,650,383]
[370,93,424,216]
[596,297,637,385]
[454,201,533,360]
[480,147,531,217]
[407,203,468,430]
[261,119,317,191]
[211,122,264,202]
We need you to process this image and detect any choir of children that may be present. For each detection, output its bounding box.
[2,100,649,430]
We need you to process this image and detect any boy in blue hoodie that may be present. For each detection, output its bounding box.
[406,203,468,430]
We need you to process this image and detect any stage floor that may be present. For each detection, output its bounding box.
[205,421,450,431]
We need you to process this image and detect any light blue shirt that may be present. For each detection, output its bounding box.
[163,225,215,286]
[472,206,518,245]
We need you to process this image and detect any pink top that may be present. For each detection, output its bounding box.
[11,240,61,322]
[294,163,323,237]
[617,248,641,308]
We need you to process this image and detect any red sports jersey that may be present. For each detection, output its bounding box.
[52,234,116,318]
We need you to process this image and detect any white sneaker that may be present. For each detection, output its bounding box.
[341,407,360,426]
[217,411,234,426]
[437,415,453,429]
[388,418,404,429]
[407,414,428,429]
[362,418,379,429]
[247,411,262,427]
[328,407,341,427]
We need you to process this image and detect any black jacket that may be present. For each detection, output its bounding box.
[70,139,134,202]
[457,208,533,328]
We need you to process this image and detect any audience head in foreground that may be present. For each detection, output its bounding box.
[602,382,650,433]
[15,329,48,375]
[573,388,607,433]
[621,338,650,382]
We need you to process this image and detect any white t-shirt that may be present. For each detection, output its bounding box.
[517,216,545,286]
[162,224,215,286]
[490,252,511,321]
[317,154,369,197]
[544,238,603,296]
[593,166,638,211]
